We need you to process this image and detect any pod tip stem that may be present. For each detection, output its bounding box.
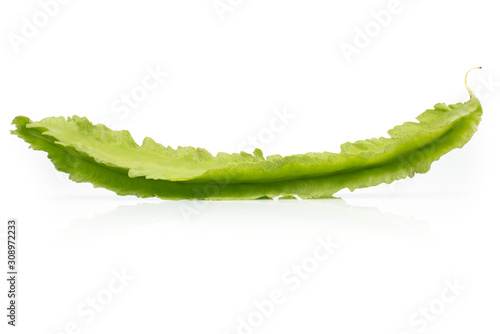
[465,67,482,98]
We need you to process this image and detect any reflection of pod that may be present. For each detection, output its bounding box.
[56,199,432,240]
[11,69,483,200]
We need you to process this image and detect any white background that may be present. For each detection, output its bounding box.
[1,0,500,333]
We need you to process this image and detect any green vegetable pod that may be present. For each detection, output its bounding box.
[11,68,483,200]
